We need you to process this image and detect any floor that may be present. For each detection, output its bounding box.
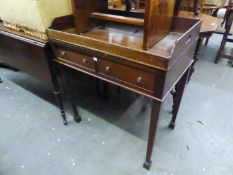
[0,34,233,175]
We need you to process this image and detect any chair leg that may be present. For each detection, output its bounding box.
[187,37,203,82]
[215,31,229,63]
[0,77,2,83]
[205,36,210,46]
[215,11,233,63]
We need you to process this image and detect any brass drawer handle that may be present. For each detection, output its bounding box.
[82,58,87,64]
[137,77,143,85]
[105,66,111,72]
[61,51,67,57]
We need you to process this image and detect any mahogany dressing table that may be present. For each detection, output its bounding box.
[47,0,201,170]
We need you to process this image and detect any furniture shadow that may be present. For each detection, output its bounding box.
[6,67,173,141]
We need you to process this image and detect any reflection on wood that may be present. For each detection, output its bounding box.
[71,0,176,49]
[143,0,175,49]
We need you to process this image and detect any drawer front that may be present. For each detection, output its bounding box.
[56,47,95,72]
[97,59,155,92]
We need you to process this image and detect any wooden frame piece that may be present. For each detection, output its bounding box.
[71,0,176,49]
[91,12,144,26]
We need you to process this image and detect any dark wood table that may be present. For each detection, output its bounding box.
[47,15,201,170]
[0,22,75,125]
[0,22,52,84]
[179,11,222,42]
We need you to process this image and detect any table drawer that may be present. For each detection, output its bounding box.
[56,47,95,71]
[97,59,155,92]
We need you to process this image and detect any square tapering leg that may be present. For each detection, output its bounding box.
[143,100,162,170]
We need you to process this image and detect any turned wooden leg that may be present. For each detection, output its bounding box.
[95,79,109,99]
[58,65,82,123]
[204,36,211,46]
[215,39,226,64]
[215,32,228,64]
[187,37,203,82]
[51,64,68,125]
[143,100,162,170]
[169,68,190,130]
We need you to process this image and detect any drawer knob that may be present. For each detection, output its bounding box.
[137,77,143,84]
[82,58,87,64]
[61,51,67,57]
[105,66,111,72]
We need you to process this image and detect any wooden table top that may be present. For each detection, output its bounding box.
[179,11,222,33]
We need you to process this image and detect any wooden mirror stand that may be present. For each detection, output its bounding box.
[71,0,176,50]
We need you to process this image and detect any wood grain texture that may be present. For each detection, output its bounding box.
[47,14,201,170]
[178,11,222,33]
[71,0,176,49]
[48,17,201,71]
[143,0,175,49]
[48,16,201,100]
[91,12,144,26]
[71,0,107,33]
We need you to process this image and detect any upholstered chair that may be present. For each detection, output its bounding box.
[0,0,72,40]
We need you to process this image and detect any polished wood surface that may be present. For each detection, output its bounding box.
[71,0,176,49]
[48,14,201,170]
[143,0,175,49]
[49,16,200,71]
[177,0,203,15]
[71,0,107,33]
[179,11,222,33]
[91,12,144,26]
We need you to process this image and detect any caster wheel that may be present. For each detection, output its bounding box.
[74,116,82,123]
[143,160,152,170]
[168,122,175,130]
